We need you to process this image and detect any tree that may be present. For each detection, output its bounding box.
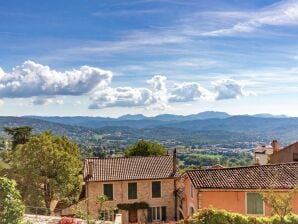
[0,177,24,224]
[124,140,167,156]
[262,188,297,224]
[4,126,32,150]
[10,132,83,214]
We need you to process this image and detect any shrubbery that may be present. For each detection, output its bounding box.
[182,208,298,224]
[0,176,24,224]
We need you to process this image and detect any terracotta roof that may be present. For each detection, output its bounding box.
[84,155,179,182]
[186,163,298,190]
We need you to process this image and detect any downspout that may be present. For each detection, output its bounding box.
[173,149,178,221]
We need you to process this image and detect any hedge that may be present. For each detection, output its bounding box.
[181,208,298,224]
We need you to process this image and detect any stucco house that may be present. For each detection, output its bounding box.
[270,140,298,164]
[180,163,298,219]
[83,154,179,223]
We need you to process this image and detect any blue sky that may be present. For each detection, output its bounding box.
[1,0,298,117]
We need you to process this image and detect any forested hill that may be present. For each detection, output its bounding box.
[0,114,297,146]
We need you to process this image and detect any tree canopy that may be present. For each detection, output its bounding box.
[0,177,24,224]
[125,140,167,156]
[4,126,32,150]
[10,132,83,214]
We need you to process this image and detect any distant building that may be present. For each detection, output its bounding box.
[180,163,298,219]
[270,140,298,164]
[83,154,179,223]
[254,144,273,165]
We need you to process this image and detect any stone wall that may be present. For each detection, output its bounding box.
[86,178,176,223]
[24,214,61,224]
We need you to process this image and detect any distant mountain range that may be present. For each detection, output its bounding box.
[0,111,295,148]
[25,111,289,127]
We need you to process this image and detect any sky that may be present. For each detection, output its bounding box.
[1,0,298,117]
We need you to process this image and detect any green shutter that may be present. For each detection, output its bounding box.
[128,182,137,199]
[147,207,153,222]
[162,206,167,221]
[152,181,161,198]
[247,193,263,215]
[104,184,113,200]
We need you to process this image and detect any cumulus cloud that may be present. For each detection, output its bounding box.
[0,60,112,98]
[169,82,213,102]
[89,75,168,109]
[89,87,154,109]
[213,79,245,100]
[0,61,251,109]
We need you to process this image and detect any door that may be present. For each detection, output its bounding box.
[129,210,138,223]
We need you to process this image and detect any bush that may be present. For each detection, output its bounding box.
[183,208,298,224]
[0,176,24,224]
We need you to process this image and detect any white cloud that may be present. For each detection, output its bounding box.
[89,87,154,109]
[89,75,168,109]
[213,79,246,100]
[89,76,248,109]
[0,99,3,106]
[32,97,64,106]
[169,82,213,102]
[0,60,112,98]
[203,1,298,36]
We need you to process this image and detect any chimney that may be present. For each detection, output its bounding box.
[173,148,177,174]
[88,161,93,178]
[271,140,280,152]
[255,157,260,165]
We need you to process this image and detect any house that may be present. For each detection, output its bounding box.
[254,144,273,165]
[180,163,298,219]
[83,154,179,223]
[270,140,298,164]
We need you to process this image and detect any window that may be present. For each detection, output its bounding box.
[246,192,264,215]
[100,210,114,221]
[128,182,137,199]
[103,184,113,200]
[293,153,298,162]
[152,181,161,198]
[147,207,166,222]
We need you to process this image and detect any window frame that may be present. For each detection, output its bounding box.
[128,182,138,200]
[149,207,166,221]
[245,192,265,216]
[151,181,162,198]
[103,183,114,201]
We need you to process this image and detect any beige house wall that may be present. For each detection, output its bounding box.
[86,178,176,223]
[270,144,298,164]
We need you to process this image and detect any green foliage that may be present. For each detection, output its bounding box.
[178,148,253,168]
[125,140,167,156]
[4,126,32,150]
[262,189,297,223]
[0,176,24,224]
[117,202,149,211]
[183,208,298,224]
[9,132,83,212]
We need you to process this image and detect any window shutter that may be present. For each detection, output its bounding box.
[162,206,167,221]
[247,193,263,215]
[152,181,161,198]
[147,207,152,222]
[128,182,137,199]
[104,184,113,200]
